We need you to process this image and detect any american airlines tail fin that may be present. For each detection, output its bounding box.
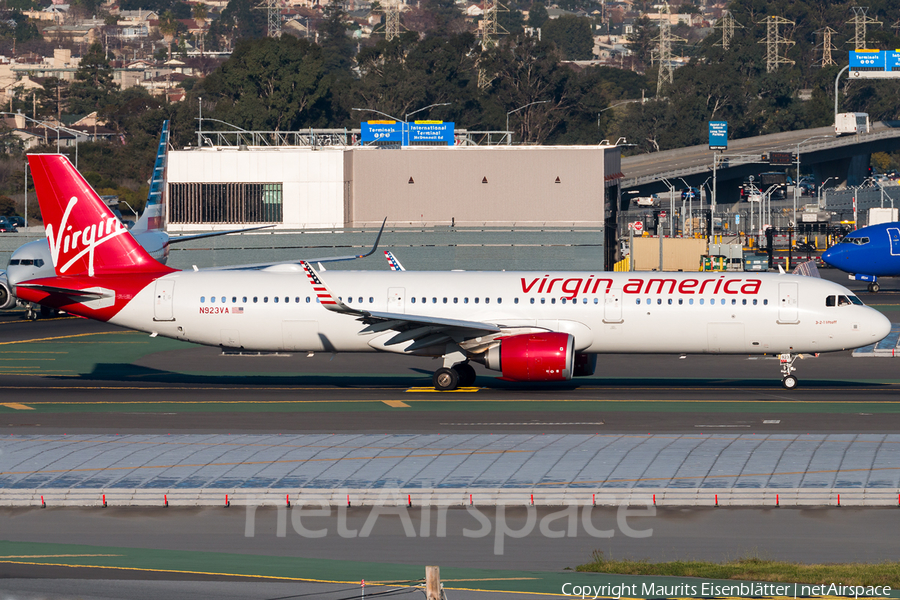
[27,154,172,277]
[384,250,405,271]
[130,120,169,234]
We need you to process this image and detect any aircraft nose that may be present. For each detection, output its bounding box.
[871,310,892,342]
[821,246,840,267]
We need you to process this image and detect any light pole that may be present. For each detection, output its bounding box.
[834,64,850,119]
[2,112,82,162]
[352,107,405,145]
[661,177,676,237]
[793,136,831,227]
[678,178,694,236]
[506,100,549,145]
[405,102,452,123]
[818,176,839,209]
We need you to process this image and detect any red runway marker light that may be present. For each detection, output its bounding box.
[164,494,168,507]
[531,494,534,506]
[715,494,718,507]
[102,494,106,508]
[776,493,779,507]
[592,493,595,506]
[347,494,351,507]
[838,493,841,507]
[408,494,411,507]
[469,494,473,505]
[40,495,45,508]
[653,494,656,505]
[286,494,291,508]
[225,494,230,508]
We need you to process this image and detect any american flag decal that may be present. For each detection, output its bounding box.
[301,262,337,305]
[233,306,244,314]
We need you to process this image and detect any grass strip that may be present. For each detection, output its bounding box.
[577,552,900,587]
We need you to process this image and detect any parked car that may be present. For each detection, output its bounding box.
[0,217,17,233]
[7,216,24,228]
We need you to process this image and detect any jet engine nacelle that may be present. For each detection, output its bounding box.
[0,273,16,310]
[484,332,574,381]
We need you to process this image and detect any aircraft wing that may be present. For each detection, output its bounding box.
[300,261,501,352]
[15,282,112,301]
[168,224,276,244]
[206,219,387,271]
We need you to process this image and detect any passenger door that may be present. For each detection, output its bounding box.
[153,279,175,321]
[603,289,623,323]
[888,227,900,256]
[777,282,799,324]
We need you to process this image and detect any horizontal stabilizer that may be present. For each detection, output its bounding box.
[16,282,111,301]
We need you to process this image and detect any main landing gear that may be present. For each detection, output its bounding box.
[779,353,800,390]
[432,362,476,391]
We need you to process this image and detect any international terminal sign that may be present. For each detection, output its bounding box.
[361,121,455,145]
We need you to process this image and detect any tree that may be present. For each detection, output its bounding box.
[541,15,594,60]
[527,2,548,28]
[625,15,655,66]
[319,2,355,75]
[484,36,574,144]
[68,43,117,115]
[202,36,331,130]
[158,10,179,61]
[192,2,209,55]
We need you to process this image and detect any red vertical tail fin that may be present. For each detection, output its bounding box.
[27,154,171,277]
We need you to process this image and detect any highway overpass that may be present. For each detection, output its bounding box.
[620,122,900,205]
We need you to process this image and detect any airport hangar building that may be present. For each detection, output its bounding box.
[164,144,623,271]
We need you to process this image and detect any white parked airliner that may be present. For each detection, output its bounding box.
[16,154,892,390]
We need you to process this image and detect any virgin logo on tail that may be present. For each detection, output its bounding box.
[46,196,130,276]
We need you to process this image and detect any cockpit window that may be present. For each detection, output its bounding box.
[840,237,870,245]
[8,259,18,265]
[827,294,864,306]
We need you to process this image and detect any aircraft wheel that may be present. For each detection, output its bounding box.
[26,309,37,321]
[453,363,477,387]
[782,375,798,390]
[433,367,459,391]
[869,282,880,293]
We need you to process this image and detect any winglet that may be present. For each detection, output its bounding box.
[356,218,387,260]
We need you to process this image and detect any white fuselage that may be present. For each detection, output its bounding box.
[110,269,889,356]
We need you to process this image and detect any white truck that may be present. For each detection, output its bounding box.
[834,112,869,136]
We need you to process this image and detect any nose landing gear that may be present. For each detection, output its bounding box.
[780,353,800,389]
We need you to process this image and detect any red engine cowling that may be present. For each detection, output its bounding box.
[484,333,574,382]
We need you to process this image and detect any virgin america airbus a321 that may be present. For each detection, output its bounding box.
[16,154,891,390]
